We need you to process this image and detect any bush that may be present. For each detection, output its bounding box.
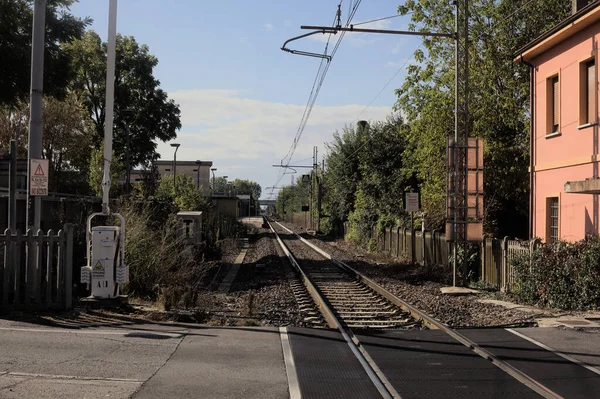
[120,204,206,306]
[512,235,600,310]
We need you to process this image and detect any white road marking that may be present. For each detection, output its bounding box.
[506,328,600,376]
[0,326,184,338]
[279,327,301,399]
[1,372,144,383]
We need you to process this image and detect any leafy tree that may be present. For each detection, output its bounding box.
[322,122,366,230]
[395,0,571,237]
[0,96,94,193]
[231,179,262,200]
[65,31,181,168]
[212,176,229,194]
[0,0,90,105]
[276,179,310,216]
[155,174,209,211]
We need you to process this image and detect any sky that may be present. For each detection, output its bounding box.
[68,0,421,199]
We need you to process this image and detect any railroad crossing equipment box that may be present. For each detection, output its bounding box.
[176,211,203,245]
[81,226,128,298]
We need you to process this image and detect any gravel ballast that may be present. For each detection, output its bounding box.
[277,221,537,328]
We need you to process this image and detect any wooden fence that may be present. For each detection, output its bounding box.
[343,222,538,292]
[1,225,73,310]
[367,225,451,267]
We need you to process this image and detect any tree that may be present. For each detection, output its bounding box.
[394,0,571,237]
[231,179,262,200]
[0,95,94,193]
[0,0,90,105]
[65,31,181,168]
[155,174,209,212]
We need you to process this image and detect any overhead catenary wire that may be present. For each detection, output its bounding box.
[271,0,362,195]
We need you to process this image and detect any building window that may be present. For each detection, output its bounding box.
[547,197,559,243]
[547,75,560,134]
[580,59,596,125]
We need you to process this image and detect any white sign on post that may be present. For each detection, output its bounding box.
[405,192,420,212]
[30,159,49,196]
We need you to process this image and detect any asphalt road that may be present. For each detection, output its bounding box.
[0,319,288,399]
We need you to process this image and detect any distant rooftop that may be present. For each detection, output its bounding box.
[156,160,213,167]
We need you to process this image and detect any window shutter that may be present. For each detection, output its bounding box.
[553,77,560,130]
[588,60,596,123]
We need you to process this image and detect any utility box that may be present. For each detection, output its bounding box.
[176,211,203,246]
[81,226,128,299]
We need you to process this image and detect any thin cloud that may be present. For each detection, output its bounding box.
[264,23,274,31]
[159,90,395,195]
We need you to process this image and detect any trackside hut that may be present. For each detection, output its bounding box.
[517,0,600,242]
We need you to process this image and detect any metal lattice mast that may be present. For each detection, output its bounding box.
[451,0,470,286]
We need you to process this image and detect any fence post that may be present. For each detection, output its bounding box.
[46,230,54,306]
[501,236,509,292]
[35,229,44,305]
[3,229,10,307]
[422,230,427,266]
[529,238,539,272]
[481,235,486,282]
[410,226,416,264]
[64,224,74,310]
[25,230,34,305]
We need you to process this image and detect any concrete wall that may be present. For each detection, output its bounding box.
[155,161,212,196]
[531,22,600,241]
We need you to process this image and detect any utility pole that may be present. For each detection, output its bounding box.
[101,0,118,214]
[26,0,46,230]
[8,140,17,232]
[283,2,479,286]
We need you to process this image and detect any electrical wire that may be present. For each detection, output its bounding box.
[353,13,412,26]
[271,0,362,195]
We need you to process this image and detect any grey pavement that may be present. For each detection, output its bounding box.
[515,327,600,372]
[0,319,289,399]
[133,327,288,399]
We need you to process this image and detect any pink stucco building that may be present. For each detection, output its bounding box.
[519,0,600,242]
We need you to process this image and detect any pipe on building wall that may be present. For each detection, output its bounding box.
[521,55,535,239]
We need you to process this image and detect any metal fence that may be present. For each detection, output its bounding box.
[1,225,73,310]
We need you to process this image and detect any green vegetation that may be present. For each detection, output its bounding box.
[278,0,571,246]
[511,236,600,310]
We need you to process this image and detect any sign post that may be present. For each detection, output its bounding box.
[405,192,420,230]
[30,159,48,196]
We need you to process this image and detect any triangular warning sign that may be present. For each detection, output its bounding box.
[34,164,45,176]
[93,261,104,271]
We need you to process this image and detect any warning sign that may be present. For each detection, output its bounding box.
[405,192,420,213]
[30,159,49,196]
[92,261,105,279]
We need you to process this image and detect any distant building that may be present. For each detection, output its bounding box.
[518,0,600,242]
[129,160,213,196]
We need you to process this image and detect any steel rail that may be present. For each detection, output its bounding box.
[267,219,400,399]
[273,220,564,399]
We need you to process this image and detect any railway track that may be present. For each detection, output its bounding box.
[266,217,565,399]
[275,227,418,330]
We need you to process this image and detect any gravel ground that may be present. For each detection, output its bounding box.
[278,221,537,328]
[224,230,307,326]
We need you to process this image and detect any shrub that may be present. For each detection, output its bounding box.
[511,235,600,310]
[120,204,205,305]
